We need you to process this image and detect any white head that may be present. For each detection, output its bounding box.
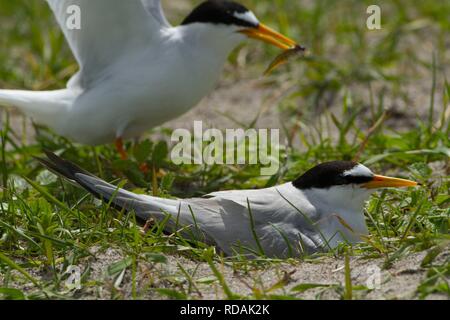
[179,0,299,56]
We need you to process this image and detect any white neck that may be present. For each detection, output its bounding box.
[150,24,246,110]
[302,186,374,247]
[166,23,246,66]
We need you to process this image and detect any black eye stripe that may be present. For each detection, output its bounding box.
[344,175,374,184]
[293,161,374,190]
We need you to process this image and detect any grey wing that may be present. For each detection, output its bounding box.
[45,0,165,88]
[66,175,312,257]
[190,186,325,258]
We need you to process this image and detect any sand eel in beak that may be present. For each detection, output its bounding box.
[264,45,307,75]
[0,0,301,159]
[37,152,418,258]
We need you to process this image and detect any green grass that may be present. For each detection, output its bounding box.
[0,0,449,300]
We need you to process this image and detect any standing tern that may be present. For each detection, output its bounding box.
[38,152,418,258]
[0,0,300,158]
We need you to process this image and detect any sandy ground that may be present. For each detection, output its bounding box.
[82,246,448,300]
[1,245,448,300]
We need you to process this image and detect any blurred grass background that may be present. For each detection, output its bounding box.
[1,0,449,89]
[0,0,448,300]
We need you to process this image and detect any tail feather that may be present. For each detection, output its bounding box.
[0,89,76,126]
[36,151,179,220]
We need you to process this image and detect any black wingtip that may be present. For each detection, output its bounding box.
[36,150,136,215]
[36,150,108,203]
[40,150,95,178]
[34,154,73,180]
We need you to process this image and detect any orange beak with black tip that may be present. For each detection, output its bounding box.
[363,175,418,189]
[239,24,299,50]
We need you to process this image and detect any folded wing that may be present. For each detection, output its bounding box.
[201,187,324,256]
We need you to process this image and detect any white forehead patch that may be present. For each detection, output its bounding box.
[233,11,259,26]
[343,164,373,177]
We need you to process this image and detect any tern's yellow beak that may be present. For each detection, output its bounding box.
[239,24,298,50]
[363,175,418,189]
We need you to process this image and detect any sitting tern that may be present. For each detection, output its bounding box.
[0,0,300,158]
[38,152,418,258]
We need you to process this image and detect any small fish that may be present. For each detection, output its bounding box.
[264,45,306,75]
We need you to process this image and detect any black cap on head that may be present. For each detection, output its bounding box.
[293,161,374,190]
[181,0,258,28]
